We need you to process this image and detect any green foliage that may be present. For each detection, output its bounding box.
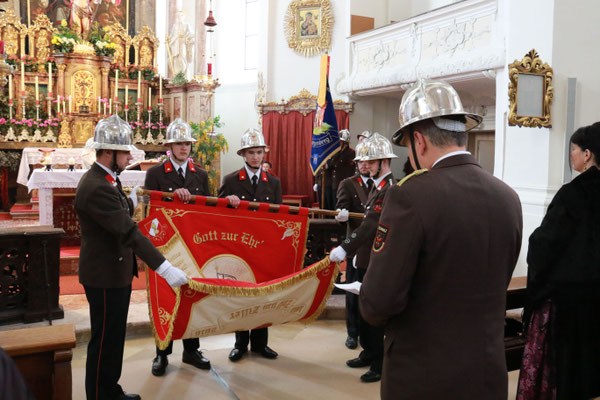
[52,20,79,53]
[88,23,117,57]
[171,71,188,86]
[190,116,228,193]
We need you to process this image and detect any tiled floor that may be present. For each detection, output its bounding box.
[69,320,521,400]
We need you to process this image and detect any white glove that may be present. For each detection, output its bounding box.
[155,261,189,287]
[335,208,349,222]
[329,246,347,263]
[128,185,140,209]
[313,183,318,192]
[352,255,358,269]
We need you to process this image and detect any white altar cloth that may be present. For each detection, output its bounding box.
[17,148,146,186]
[27,169,146,226]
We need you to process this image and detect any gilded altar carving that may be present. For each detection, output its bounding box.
[257,88,353,116]
[104,22,132,67]
[29,15,56,73]
[133,26,159,67]
[57,119,73,148]
[72,70,96,113]
[0,9,27,58]
[72,120,94,144]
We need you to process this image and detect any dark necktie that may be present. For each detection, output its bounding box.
[252,175,258,192]
[178,167,185,183]
[367,178,374,191]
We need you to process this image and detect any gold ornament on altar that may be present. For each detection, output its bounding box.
[508,49,553,128]
[58,119,73,148]
[28,15,56,72]
[133,26,159,68]
[104,22,132,67]
[0,9,27,58]
[73,42,96,55]
[284,0,333,57]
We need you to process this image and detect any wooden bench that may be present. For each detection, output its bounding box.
[506,276,527,371]
[0,324,76,400]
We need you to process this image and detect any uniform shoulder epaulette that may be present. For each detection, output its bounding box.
[396,169,428,187]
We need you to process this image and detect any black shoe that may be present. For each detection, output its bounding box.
[251,346,278,359]
[151,355,168,376]
[345,336,358,349]
[117,393,141,400]
[360,370,381,383]
[346,357,370,368]
[228,347,247,362]
[182,350,211,370]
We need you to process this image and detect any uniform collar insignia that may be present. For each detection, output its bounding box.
[261,171,268,182]
[188,161,196,172]
[376,179,388,191]
[104,174,117,187]
[239,169,247,181]
[164,161,173,173]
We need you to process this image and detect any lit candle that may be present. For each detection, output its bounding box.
[57,96,60,114]
[97,97,101,115]
[109,98,112,114]
[8,74,12,102]
[69,96,72,114]
[48,63,52,96]
[62,99,66,115]
[20,61,25,94]
[35,76,39,102]
[137,70,141,102]
[68,157,75,165]
[103,101,107,117]
[115,69,119,102]
[159,75,162,101]
[148,87,151,111]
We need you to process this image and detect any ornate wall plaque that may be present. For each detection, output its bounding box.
[284,0,333,57]
[508,49,553,128]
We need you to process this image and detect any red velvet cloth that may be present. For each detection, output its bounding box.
[262,110,349,199]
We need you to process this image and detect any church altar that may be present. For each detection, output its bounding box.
[27,169,146,227]
[17,147,145,185]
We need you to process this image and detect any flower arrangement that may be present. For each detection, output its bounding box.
[190,116,227,193]
[52,20,79,53]
[109,63,127,78]
[141,65,157,80]
[6,55,39,71]
[88,23,117,57]
[44,57,56,72]
[127,64,142,79]
[5,55,19,68]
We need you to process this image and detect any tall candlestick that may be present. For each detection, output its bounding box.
[148,87,152,110]
[125,85,128,108]
[159,75,162,100]
[137,70,141,101]
[69,96,72,114]
[48,63,52,95]
[97,97,101,115]
[115,70,119,101]
[35,76,39,101]
[8,74,12,102]
[20,61,25,94]
[63,99,66,115]
[57,96,60,115]
[104,102,107,117]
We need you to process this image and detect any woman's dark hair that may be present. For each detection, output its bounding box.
[570,122,600,163]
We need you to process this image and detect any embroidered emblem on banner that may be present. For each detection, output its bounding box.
[373,223,389,253]
[146,218,165,241]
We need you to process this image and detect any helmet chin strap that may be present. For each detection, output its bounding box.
[112,151,123,175]
[408,131,422,170]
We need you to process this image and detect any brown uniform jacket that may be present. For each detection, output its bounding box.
[336,174,370,256]
[218,167,282,204]
[144,160,210,196]
[330,145,356,190]
[75,163,165,288]
[340,173,395,269]
[360,154,523,400]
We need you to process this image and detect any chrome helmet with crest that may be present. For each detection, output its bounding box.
[165,117,197,144]
[358,132,398,161]
[237,128,270,155]
[86,114,137,151]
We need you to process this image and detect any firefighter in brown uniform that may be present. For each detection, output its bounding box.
[144,118,212,376]
[360,79,523,400]
[75,115,188,400]
[218,128,282,362]
[330,132,397,383]
[334,131,373,350]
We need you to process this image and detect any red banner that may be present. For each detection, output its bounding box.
[139,193,336,348]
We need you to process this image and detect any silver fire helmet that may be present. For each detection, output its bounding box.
[86,114,137,151]
[357,132,398,161]
[165,117,197,144]
[357,130,372,142]
[339,129,351,143]
[393,78,482,145]
[237,128,269,155]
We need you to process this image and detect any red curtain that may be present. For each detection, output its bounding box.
[262,110,349,200]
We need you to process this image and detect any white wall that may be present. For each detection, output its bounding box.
[350,0,389,29]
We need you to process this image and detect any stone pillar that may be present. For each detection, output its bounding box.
[194,0,208,76]
[100,67,110,101]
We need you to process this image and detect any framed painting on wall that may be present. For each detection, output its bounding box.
[285,0,333,57]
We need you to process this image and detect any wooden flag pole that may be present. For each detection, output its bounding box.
[139,189,364,219]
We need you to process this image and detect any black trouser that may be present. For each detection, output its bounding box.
[84,285,131,400]
[356,269,383,373]
[156,338,199,356]
[345,258,360,339]
[234,328,268,351]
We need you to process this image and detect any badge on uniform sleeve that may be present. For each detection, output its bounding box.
[374,199,383,212]
[372,223,389,253]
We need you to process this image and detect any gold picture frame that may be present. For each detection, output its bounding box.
[508,49,554,128]
[284,0,333,57]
